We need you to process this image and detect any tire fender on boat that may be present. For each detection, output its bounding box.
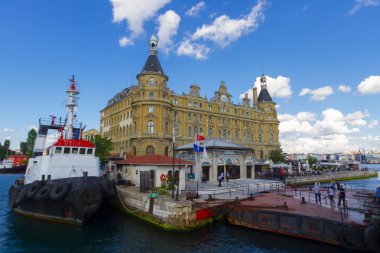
[15,186,28,206]
[338,228,364,251]
[101,178,115,198]
[49,182,71,201]
[74,188,102,215]
[34,184,52,202]
[27,181,43,199]
[9,185,19,208]
[364,223,380,253]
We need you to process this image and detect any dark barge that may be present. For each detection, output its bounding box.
[227,192,380,252]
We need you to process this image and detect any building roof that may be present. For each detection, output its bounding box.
[176,138,252,151]
[141,54,164,74]
[115,155,193,165]
[257,88,273,102]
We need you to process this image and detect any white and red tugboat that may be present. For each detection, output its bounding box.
[8,76,115,225]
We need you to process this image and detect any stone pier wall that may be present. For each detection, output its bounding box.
[117,186,198,229]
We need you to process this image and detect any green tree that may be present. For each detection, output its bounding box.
[20,141,28,155]
[306,154,318,169]
[0,140,11,160]
[26,129,37,158]
[93,135,113,163]
[269,148,288,164]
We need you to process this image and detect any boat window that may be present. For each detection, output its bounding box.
[87,149,93,155]
[79,148,86,154]
[72,148,78,154]
[64,147,71,154]
[55,147,62,154]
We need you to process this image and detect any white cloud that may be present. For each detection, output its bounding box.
[278,108,371,153]
[299,86,334,101]
[119,36,134,47]
[110,0,171,46]
[348,0,379,15]
[357,75,380,94]
[177,40,210,59]
[157,10,181,54]
[338,84,352,93]
[345,110,369,126]
[368,120,379,128]
[185,2,206,17]
[191,0,267,48]
[3,128,15,132]
[239,75,292,101]
[296,112,316,121]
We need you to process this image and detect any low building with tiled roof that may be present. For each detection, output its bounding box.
[114,155,193,191]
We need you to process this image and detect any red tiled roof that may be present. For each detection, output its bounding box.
[115,155,193,165]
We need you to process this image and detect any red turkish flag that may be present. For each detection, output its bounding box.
[196,134,205,141]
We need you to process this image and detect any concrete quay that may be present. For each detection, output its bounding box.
[285,170,377,185]
[115,179,285,230]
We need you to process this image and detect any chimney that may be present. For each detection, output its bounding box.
[253,87,258,108]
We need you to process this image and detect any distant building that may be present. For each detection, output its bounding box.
[6,154,28,166]
[100,35,280,160]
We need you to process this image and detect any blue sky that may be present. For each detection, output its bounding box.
[0,0,379,154]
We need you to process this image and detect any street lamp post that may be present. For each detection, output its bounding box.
[176,154,180,201]
[172,127,175,198]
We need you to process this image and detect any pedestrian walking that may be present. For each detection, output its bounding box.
[312,182,321,204]
[338,186,346,207]
[328,186,335,206]
[218,175,222,187]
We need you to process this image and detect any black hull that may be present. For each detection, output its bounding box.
[0,165,26,174]
[8,176,115,225]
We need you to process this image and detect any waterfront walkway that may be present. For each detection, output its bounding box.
[184,179,284,200]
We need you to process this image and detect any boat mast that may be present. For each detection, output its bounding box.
[65,75,79,139]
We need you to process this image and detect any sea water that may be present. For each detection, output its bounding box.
[0,173,363,253]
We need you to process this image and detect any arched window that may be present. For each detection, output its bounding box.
[165,121,169,134]
[270,133,274,144]
[194,126,198,136]
[146,145,155,155]
[200,128,203,135]
[208,128,213,138]
[164,146,169,156]
[259,132,263,143]
[235,130,239,141]
[147,121,154,134]
[222,129,226,139]
[218,130,221,138]
[188,126,192,137]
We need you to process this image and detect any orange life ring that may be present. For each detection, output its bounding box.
[160,174,166,181]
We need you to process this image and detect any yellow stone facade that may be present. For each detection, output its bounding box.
[82,129,99,142]
[100,36,280,160]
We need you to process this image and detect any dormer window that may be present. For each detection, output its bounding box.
[149,78,155,85]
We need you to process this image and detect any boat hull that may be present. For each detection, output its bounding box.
[8,176,115,225]
[0,165,26,174]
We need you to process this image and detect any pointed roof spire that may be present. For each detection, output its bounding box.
[137,34,168,79]
[149,34,158,55]
[257,74,273,102]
